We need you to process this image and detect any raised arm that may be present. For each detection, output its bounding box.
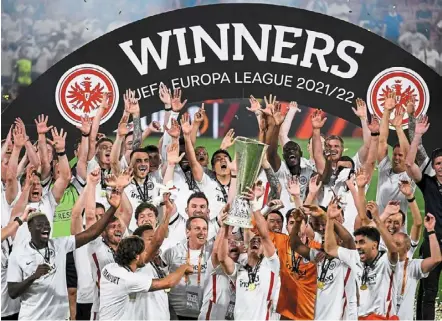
[265,98,285,172]
[88,92,111,161]
[111,114,130,174]
[289,209,311,259]
[5,126,25,204]
[15,118,40,169]
[369,201,398,264]
[47,128,71,203]
[125,89,142,150]
[2,208,33,242]
[261,154,281,202]
[406,98,428,166]
[399,181,422,243]
[253,208,276,258]
[287,176,303,209]
[75,115,92,181]
[211,210,229,267]
[34,114,53,180]
[421,214,442,273]
[10,167,34,221]
[327,202,356,250]
[354,168,371,229]
[390,108,410,155]
[75,190,120,248]
[70,182,89,235]
[218,224,236,275]
[405,116,429,183]
[182,114,204,182]
[377,92,395,163]
[220,128,235,151]
[310,109,327,174]
[191,104,205,147]
[144,194,174,262]
[324,212,339,258]
[279,101,301,147]
[353,99,371,164]
[365,117,380,179]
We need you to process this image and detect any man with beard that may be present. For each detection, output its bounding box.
[7,182,123,320]
[9,127,71,246]
[392,214,441,320]
[99,236,193,320]
[325,201,399,319]
[199,207,242,320]
[218,197,281,320]
[182,113,231,227]
[405,117,442,321]
[162,216,212,320]
[262,99,314,220]
[376,92,416,216]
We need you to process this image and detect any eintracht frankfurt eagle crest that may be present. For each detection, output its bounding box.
[367,67,429,130]
[55,64,119,126]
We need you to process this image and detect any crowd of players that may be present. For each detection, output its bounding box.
[1,84,442,321]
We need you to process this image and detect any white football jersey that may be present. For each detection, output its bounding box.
[310,248,352,320]
[337,247,397,317]
[199,258,236,320]
[196,173,228,222]
[99,263,153,320]
[230,253,281,320]
[129,262,170,320]
[394,259,428,320]
[7,236,76,320]
[87,237,116,315]
[1,238,20,317]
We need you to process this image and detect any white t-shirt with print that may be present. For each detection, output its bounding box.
[1,238,20,317]
[1,180,21,227]
[230,253,281,320]
[87,237,116,314]
[161,240,212,318]
[376,156,415,226]
[337,247,397,317]
[13,191,58,247]
[310,248,352,320]
[196,173,228,222]
[129,263,170,320]
[172,166,200,216]
[99,263,153,320]
[199,258,236,320]
[7,236,76,320]
[394,259,428,320]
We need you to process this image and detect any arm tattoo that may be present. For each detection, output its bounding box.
[264,167,281,201]
[408,114,428,166]
[132,116,142,150]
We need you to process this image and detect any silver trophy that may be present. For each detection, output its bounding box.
[224,137,268,228]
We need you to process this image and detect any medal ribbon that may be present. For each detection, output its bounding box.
[151,261,166,279]
[318,257,333,283]
[361,251,384,288]
[30,241,50,264]
[185,241,204,286]
[133,178,149,202]
[246,256,263,285]
[102,238,116,260]
[290,251,302,273]
[400,258,409,295]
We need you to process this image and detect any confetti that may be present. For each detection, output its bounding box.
[119,11,122,15]
[86,27,89,30]
[234,115,239,120]
[349,10,352,13]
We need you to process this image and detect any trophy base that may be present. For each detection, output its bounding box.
[223,198,253,229]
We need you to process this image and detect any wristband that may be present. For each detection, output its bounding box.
[371,132,380,137]
[14,216,23,226]
[260,205,271,216]
[57,151,66,157]
[164,105,172,111]
[82,133,90,137]
[407,197,415,203]
[428,230,436,236]
[231,174,237,178]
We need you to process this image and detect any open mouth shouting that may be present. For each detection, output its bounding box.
[250,238,261,250]
[138,165,148,175]
[357,248,366,261]
[41,229,50,240]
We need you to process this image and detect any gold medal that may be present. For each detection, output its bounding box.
[248,283,256,291]
[360,284,368,291]
[317,281,324,289]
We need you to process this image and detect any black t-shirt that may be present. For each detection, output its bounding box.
[417,174,442,239]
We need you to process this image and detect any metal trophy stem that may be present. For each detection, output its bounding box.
[224,137,268,228]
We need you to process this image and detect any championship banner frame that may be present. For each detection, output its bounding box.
[2,3,441,154]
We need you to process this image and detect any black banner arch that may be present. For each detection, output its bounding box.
[3,3,441,154]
